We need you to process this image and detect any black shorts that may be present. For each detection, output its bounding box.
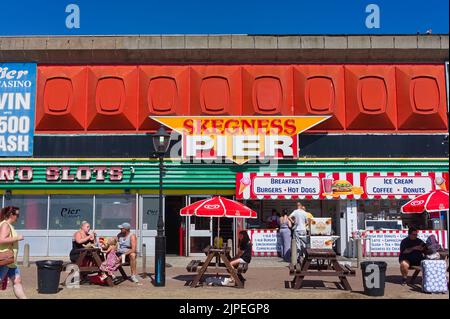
[399,256,423,267]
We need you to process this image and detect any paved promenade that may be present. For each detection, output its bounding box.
[0,257,447,299]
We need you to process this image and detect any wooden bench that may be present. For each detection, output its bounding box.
[186,260,202,273]
[409,266,422,284]
[343,264,356,276]
[289,263,302,275]
[237,263,248,274]
[291,249,355,291]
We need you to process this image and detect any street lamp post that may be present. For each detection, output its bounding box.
[152,126,171,287]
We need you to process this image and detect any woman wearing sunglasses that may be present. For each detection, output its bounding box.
[0,206,27,299]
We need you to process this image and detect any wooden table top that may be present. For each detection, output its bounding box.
[306,248,337,258]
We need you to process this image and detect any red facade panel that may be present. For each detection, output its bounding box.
[138,66,190,130]
[396,65,448,131]
[33,64,448,133]
[293,65,345,131]
[86,66,138,131]
[190,66,242,115]
[345,65,397,131]
[242,65,293,115]
[36,66,87,131]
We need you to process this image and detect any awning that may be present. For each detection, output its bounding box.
[236,171,449,200]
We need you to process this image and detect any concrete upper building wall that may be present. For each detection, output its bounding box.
[0,35,448,63]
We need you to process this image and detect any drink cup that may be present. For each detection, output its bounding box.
[322,178,333,194]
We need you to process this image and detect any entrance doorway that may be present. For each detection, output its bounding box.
[165,196,185,255]
[186,196,212,256]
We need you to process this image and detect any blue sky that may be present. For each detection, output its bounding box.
[1,0,448,35]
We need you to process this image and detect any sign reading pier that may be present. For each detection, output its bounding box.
[0,63,37,156]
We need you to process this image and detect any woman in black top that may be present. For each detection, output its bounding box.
[69,221,96,263]
[230,230,252,267]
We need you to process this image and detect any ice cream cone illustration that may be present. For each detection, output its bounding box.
[239,176,251,195]
[435,177,447,191]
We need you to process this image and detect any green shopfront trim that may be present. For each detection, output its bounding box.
[0,158,448,194]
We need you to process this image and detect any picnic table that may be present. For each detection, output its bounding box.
[290,248,355,290]
[72,247,128,287]
[186,245,247,288]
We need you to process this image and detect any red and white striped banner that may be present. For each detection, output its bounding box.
[246,229,280,257]
[363,230,448,257]
[236,171,449,200]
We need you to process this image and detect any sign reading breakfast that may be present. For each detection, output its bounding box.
[252,176,320,196]
[151,116,329,164]
[236,172,446,199]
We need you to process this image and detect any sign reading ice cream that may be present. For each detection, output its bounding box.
[151,116,329,164]
[365,176,433,196]
[236,172,447,200]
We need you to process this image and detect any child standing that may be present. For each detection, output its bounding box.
[99,237,121,280]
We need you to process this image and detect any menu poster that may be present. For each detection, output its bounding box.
[364,230,448,256]
[247,230,280,255]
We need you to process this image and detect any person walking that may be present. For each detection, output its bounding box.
[0,206,27,299]
[279,209,292,262]
[288,202,309,262]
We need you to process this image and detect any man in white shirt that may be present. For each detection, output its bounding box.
[288,202,309,260]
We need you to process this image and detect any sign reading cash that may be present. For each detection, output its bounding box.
[151,116,329,164]
[0,63,37,156]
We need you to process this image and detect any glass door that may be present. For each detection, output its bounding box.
[139,195,165,256]
[187,195,212,256]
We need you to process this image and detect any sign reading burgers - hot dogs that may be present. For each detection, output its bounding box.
[236,172,447,199]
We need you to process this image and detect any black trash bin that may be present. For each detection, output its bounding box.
[360,261,387,297]
[36,260,63,294]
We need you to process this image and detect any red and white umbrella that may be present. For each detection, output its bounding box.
[180,196,257,218]
[401,190,449,214]
[180,196,256,242]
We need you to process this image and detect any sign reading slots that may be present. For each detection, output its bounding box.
[151,116,329,164]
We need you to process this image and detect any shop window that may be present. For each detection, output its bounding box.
[95,195,136,229]
[49,195,93,230]
[357,199,409,230]
[142,197,159,231]
[3,195,48,230]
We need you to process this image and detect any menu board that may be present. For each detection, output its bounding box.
[247,229,280,256]
[364,230,448,256]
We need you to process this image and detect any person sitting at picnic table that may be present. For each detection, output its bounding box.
[399,226,426,285]
[424,234,443,260]
[99,237,121,281]
[116,222,139,283]
[229,230,252,284]
[69,221,96,263]
[230,230,252,268]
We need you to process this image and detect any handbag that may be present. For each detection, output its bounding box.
[0,223,15,266]
[0,249,14,266]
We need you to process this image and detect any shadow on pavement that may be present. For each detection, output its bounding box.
[283,280,338,290]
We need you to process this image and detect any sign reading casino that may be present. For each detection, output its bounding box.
[0,166,123,182]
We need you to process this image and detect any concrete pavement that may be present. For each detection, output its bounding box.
[1,256,448,299]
